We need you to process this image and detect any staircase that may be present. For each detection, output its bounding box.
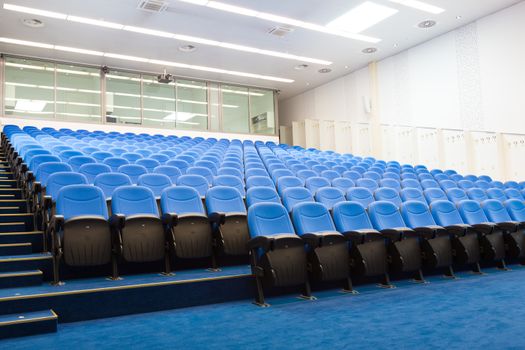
[0,149,57,339]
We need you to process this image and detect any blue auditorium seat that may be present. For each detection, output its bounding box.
[401,179,422,190]
[368,201,424,281]
[475,180,491,190]
[439,180,457,191]
[277,176,304,196]
[176,174,209,197]
[247,202,310,306]
[94,173,132,199]
[505,199,525,222]
[246,187,281,207]
[363,171,381,182]
[121,152,143,163]
[153,165,182,183]
[213,175,245,197]
[136,158,161,173]
[217,167,243,179]
[296,169,318,181]
[490,181,505,189]
[424,188,448,204]
[166,159,190,174]
[482,199,524,260]
[396,185,420,200]
[400,201,454,275]
[446,188,469,204]
[401,172,418,180]
[59,150,83,162]
[50,184,113,284]
[91,151,113,163]
[379,178,401,191]
[467,188,489,202]
[79,163,112,184]
[150,153,170,165]
[346,187,374,208]
[137,174,173,197]
[433,173,449,182]
[356,178,378,192]
[315,187,345,210]
[457,200,507,268]
[421,179,440,190]
[111,186,170,271]
[374,187,402,207]
[68,155,96,172]
[382,172,401,181]
[504,181,520,190]
[246,175,274,189]
[282,187,314,213]
[103,157,129,172]
[291,202,353,291]
[343,170,361,182]
[331,177,355,192]
[504,188,524,200]
[486,188,508,202]
[245,168,269,179]
[305,177,330,194]
[117,164,148,184]
[458,180,475,191]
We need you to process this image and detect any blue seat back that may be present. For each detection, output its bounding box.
[401,201,436,228]
[246,187,281,207]
[504,188,524,200]
[346,187,374,208]
[292,202,337,236]
[343,170,361,181]
[56,185,108,221]
[29,155,61,171]
[467,188,488,202]
[186,166,214,184]
[212,175,245,197]
[161,186,205,215]
[111,186,159,217]
[332,201,374,232]
[439,180,457,191]
[424,188,447,203]
[400,188,425,203]
[46,172,88,200]
[356,178,378,192]
[103,157,129,172]
[401,179,422,190]
[153,165,182,183]
[379,179,401,191]
[35,162,72,186]
[421,179,440,190]
[121,152,143,163]
[368,201,407,230]
[176,174,209,197]
[305,177,330,194]
[245,168,269,179]
[217,167,243,179]
[331,178,355,192]
[446,188,468,204]
[79,163,112,184]
[246,176,274,189]
[458,200,489,224]
[247,203,295,238]
[91,151,113,162]
[136,158,161,173]
[482,199,512,223]
[94,173,132,199]
[486,188,507,202]
[137,174,173,197]
[117,164,148,184]
[68,156,96,172]
[504,199,525,222]
[430,200,464,226]
[374,187,402,207]
[315,187,345,210]
[282,187,314,213]
[206,186,246,214]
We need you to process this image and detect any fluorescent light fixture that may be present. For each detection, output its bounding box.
[2,3,331,65]
[0,37,293,83]
[2,3,67,19]
[163,112,204,121]
[15,100,47,112]
[327,2,398,33]
[54,45,104,56]
[389,0,445,14]
[178,0,381,42]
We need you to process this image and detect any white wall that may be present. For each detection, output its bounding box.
[280,1,525,133]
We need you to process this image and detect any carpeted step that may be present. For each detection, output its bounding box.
[0,214,34,233]
[0,253,52,273]
[0,309,57,339]
[0,189,23,200]
[0,200,28,214]
[0,179,18,189]
[0,243,32,256]
[0,231,44,252]
[0,172,14,180]
[0,269,43,289]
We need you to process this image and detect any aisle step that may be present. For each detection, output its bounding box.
[0,172,14,180]
[0,231,44,252]
[0,200,28,213]
[0,214,34,233]
[0,269,43,289]
[0,189,22,199]
[0,253,52,273]
[0,243,32,256]
[0,179,18,188]
[0,309,57,339]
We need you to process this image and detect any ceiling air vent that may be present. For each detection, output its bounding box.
[268,26,294,37]
[137,0,169,13]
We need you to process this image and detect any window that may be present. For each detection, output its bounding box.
[142,75,176,128]
[56,64,101,123]
[250,89,275,135]
[106,71,141,125]
[4,57,55,120]
[221,85,249,134]
[176,80,208,131]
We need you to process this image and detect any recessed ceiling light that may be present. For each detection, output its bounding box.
[362,47,378,54]
[418,20,437,28]
[3,3,332,65]
[344,65,349,69]
[179,44,197,52]
[294,64,308,70]
[318,68,332,74]
[393,43,399,48]
[177,0,381,42]
[327,1,398,34]
[0,36,294,83]
[456,15,462,20]
[21,18,44,28]
[389,0,445,14]
[306,82,310,86]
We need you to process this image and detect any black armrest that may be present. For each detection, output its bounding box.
[496,221,520,232]
[247,236,272,251]
[21,164,29,175]
[301,231,346,248]
[301,233,322,248]
[48,215,64,233]
[109,214,126,230]
[343,229,383,244]
[33,181,41,195]
[412,226,445,239]
[208,212,226,225]
[444,224,471,237]
[380,228,416,241]
[161,212,178,226]
[470,223,496,235]
[48,215,64,254]
[16,157,23,166]
[43,195,52,211]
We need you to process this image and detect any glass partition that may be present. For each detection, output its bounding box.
[175,80,208,131]
[250,88,275,135]
[221,85,249,134]
[142,75,176,128]
[105,71,141,125]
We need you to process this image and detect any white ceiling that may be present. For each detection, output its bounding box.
[0,0,521,99]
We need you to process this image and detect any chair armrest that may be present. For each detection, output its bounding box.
[32,181,41,194]
[496,221,520,232]
[413,226,441,239]
[343,229,383,244]
[109,214,126,230]
[208,212,226,225]
[444,224,471,237]
[470,223,496,235]
[301,231,346,248]
[380,228,415,241]
[161,212,178,226]
[47,215,64,234]
[247,236,272,252]
[43,195,52,212]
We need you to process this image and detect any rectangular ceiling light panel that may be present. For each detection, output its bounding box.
[389,0,445,14]
[327,1,399,34]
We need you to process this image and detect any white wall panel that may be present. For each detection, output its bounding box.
[442,130,468,173]
[416,128,440,169]
[470,131,500,179]
[334,121,352,154]
[319,120,335,151]
[292,121,305,148]
[503,134,525,181]
[304,119,320,149]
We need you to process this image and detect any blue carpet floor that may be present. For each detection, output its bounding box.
[4,266,525,349]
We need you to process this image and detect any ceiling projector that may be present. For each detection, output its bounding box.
[157,73,173,84]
